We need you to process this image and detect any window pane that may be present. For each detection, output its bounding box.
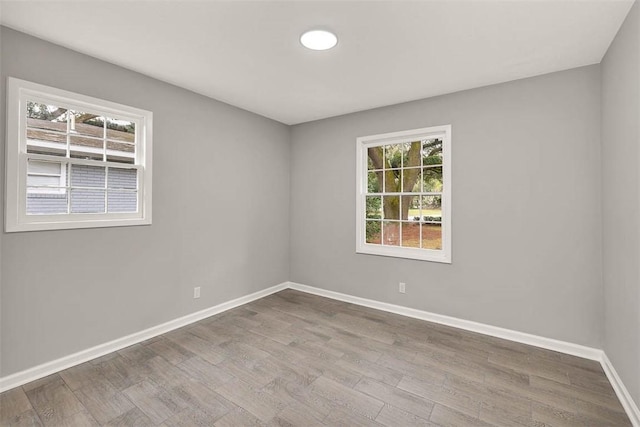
[402,141,422,168]
[70,135,103,161]
[421,199,442,249]
[107,190,137,213]
[27,175,60,187]
[382,195,399,220]
[384,144,403,169]
[423,166,443,192]
[26,129,66,156]
[28,160,62,175]
[422,138,443,166]
[108,168,137,189]
[366,196,382,219]
[70,112,104,138]
[421,196,442,221]
[106,118,135,143]
[70,151,103,161]
[26,127,67,142]
[71,164,105,188]
[107,140,135,164]
[26,102,68,128]
[401,142,410,167]
[402,167,421,192]
[401,195,420,221]
[27,161,66,190]
[401,222,421,248]
[367,146,383,170]
[422,223,442,250]
[365,221,381,244]
[384,170,401,192]
[27,192,68,215]
[382,221,400,246]
[367,171,381,193]
[71,189,105,213]
[70,135,102,148]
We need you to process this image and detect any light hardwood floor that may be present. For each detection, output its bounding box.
[0,290,632,426]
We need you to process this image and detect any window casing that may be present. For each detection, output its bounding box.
[5,77,153,232]
[356,125,451,263]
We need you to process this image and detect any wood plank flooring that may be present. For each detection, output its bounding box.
[0,290,632,426]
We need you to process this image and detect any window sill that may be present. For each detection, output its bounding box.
[5,216,152,233]
[356,244,451,263]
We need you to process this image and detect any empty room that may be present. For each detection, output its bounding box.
[0,1,639,426]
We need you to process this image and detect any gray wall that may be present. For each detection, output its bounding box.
[0,27,291,376]
[602,2,640,405]
[290,65,604,348]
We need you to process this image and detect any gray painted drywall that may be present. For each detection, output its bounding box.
[602,1,640,405]
[0,27,291,376]
[290,65,604,348]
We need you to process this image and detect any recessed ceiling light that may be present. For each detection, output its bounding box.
[300,30,338,51]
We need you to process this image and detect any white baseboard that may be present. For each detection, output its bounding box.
[0,282,288,393]
[601,353,640,427]
[287,282,603,361]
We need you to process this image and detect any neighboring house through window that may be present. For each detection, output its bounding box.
[5,78,153,232]
[27,160,66,194]
[356,125,451,263]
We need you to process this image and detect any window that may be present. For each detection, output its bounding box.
[356,125,451,263]
[5,78,152,232]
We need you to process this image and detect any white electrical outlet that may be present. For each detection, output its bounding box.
[194,287,201,299]
[399,282,406,293]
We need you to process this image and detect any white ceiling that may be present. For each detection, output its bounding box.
[0,1,634,125]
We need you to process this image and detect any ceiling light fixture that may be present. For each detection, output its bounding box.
[300,29,338,51]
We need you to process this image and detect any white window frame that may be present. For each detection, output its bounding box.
[5,77,153,232]
[356,125,452,263]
